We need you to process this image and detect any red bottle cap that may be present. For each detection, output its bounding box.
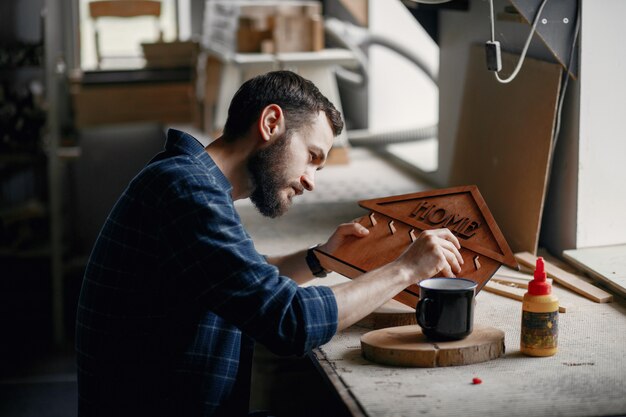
[528,257,551,296]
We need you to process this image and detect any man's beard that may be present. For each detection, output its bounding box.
[247,132,294,218]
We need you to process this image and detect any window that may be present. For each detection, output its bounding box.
[78,0,179,70]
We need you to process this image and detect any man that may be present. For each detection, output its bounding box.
[76,71,462,416]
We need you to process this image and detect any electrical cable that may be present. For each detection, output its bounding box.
[488,0,550,84]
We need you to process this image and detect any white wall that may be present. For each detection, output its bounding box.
[577,0,626,248]
[369,0,439,131]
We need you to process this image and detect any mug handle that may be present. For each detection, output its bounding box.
[416,297,436,330]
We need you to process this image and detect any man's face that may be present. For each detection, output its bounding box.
[247,111,334,218]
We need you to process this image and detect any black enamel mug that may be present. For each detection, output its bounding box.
[415,278,477,341]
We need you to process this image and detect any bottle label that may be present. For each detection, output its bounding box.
[521,310,558,350]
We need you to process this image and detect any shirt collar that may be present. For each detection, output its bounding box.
[165,128,232,192]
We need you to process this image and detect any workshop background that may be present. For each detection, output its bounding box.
[1,0,625,416]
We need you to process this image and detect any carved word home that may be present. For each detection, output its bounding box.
[409,200,481,240]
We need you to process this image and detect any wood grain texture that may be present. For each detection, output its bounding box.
[515,252,613,303]
[361,325,505,367]
[449,45,562,254]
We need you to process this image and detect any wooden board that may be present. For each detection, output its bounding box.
[357,299,416,330]
[449,45,563,255]
[562,245,626,299]
[361,325,505,368]
[495,265,534,281]
[515,252,613,303]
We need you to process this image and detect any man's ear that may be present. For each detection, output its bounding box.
[258,104,285,143]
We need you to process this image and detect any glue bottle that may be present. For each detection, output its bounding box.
[520,257,559,357]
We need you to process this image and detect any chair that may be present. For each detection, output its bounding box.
[72,122,166,252]
[89,0,163,69]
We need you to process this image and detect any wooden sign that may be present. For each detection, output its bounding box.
[315,185,518,307]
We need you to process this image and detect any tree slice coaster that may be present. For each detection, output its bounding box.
[357,299,417,330]
[361,325,505,367]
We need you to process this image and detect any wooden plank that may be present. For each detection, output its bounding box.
[449,45,562,254]
[484,281,566,313]
[493,275,554,288]
[89,0,161,18]
[562,245,626,299]
[484,281,525,301]
[515,252,613,303]
[495,265,533,280]
[538,250,581,274]
[493,276,528,288]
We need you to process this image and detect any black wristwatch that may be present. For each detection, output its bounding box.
[306,244,328,278]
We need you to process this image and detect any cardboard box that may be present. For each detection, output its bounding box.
[203,1,324,54]
[273,14,324,53]
[142,41,199,68]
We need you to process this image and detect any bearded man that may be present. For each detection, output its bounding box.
[75,71,462,417]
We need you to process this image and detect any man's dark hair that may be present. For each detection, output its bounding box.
[222,70,344,141]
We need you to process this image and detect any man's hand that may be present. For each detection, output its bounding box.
[331,227,465,331]
[267,219,369,285]
[318,219,370,254]
[396,228,464,282]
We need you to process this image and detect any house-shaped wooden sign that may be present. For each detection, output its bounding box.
[315,185,518,308]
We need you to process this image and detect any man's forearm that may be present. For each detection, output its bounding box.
[330,262,413,331]
[266,249,316,285]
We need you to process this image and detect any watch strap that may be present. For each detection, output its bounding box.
[306,245,328,278]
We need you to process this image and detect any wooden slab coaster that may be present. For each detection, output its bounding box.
[357,299,417,330]
[361,325,505,368]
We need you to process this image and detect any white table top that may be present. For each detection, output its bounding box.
[311,277,626,417]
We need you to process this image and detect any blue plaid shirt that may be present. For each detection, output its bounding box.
[76,129,338,417]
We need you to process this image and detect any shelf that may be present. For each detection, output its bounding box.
[0,66,43,81]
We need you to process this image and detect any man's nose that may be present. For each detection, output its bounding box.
[300,173,315,192]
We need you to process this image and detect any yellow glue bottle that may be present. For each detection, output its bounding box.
[520,257,559,357]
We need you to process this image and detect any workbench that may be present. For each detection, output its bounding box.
[311,275,626,417]
[237,147,626,416]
